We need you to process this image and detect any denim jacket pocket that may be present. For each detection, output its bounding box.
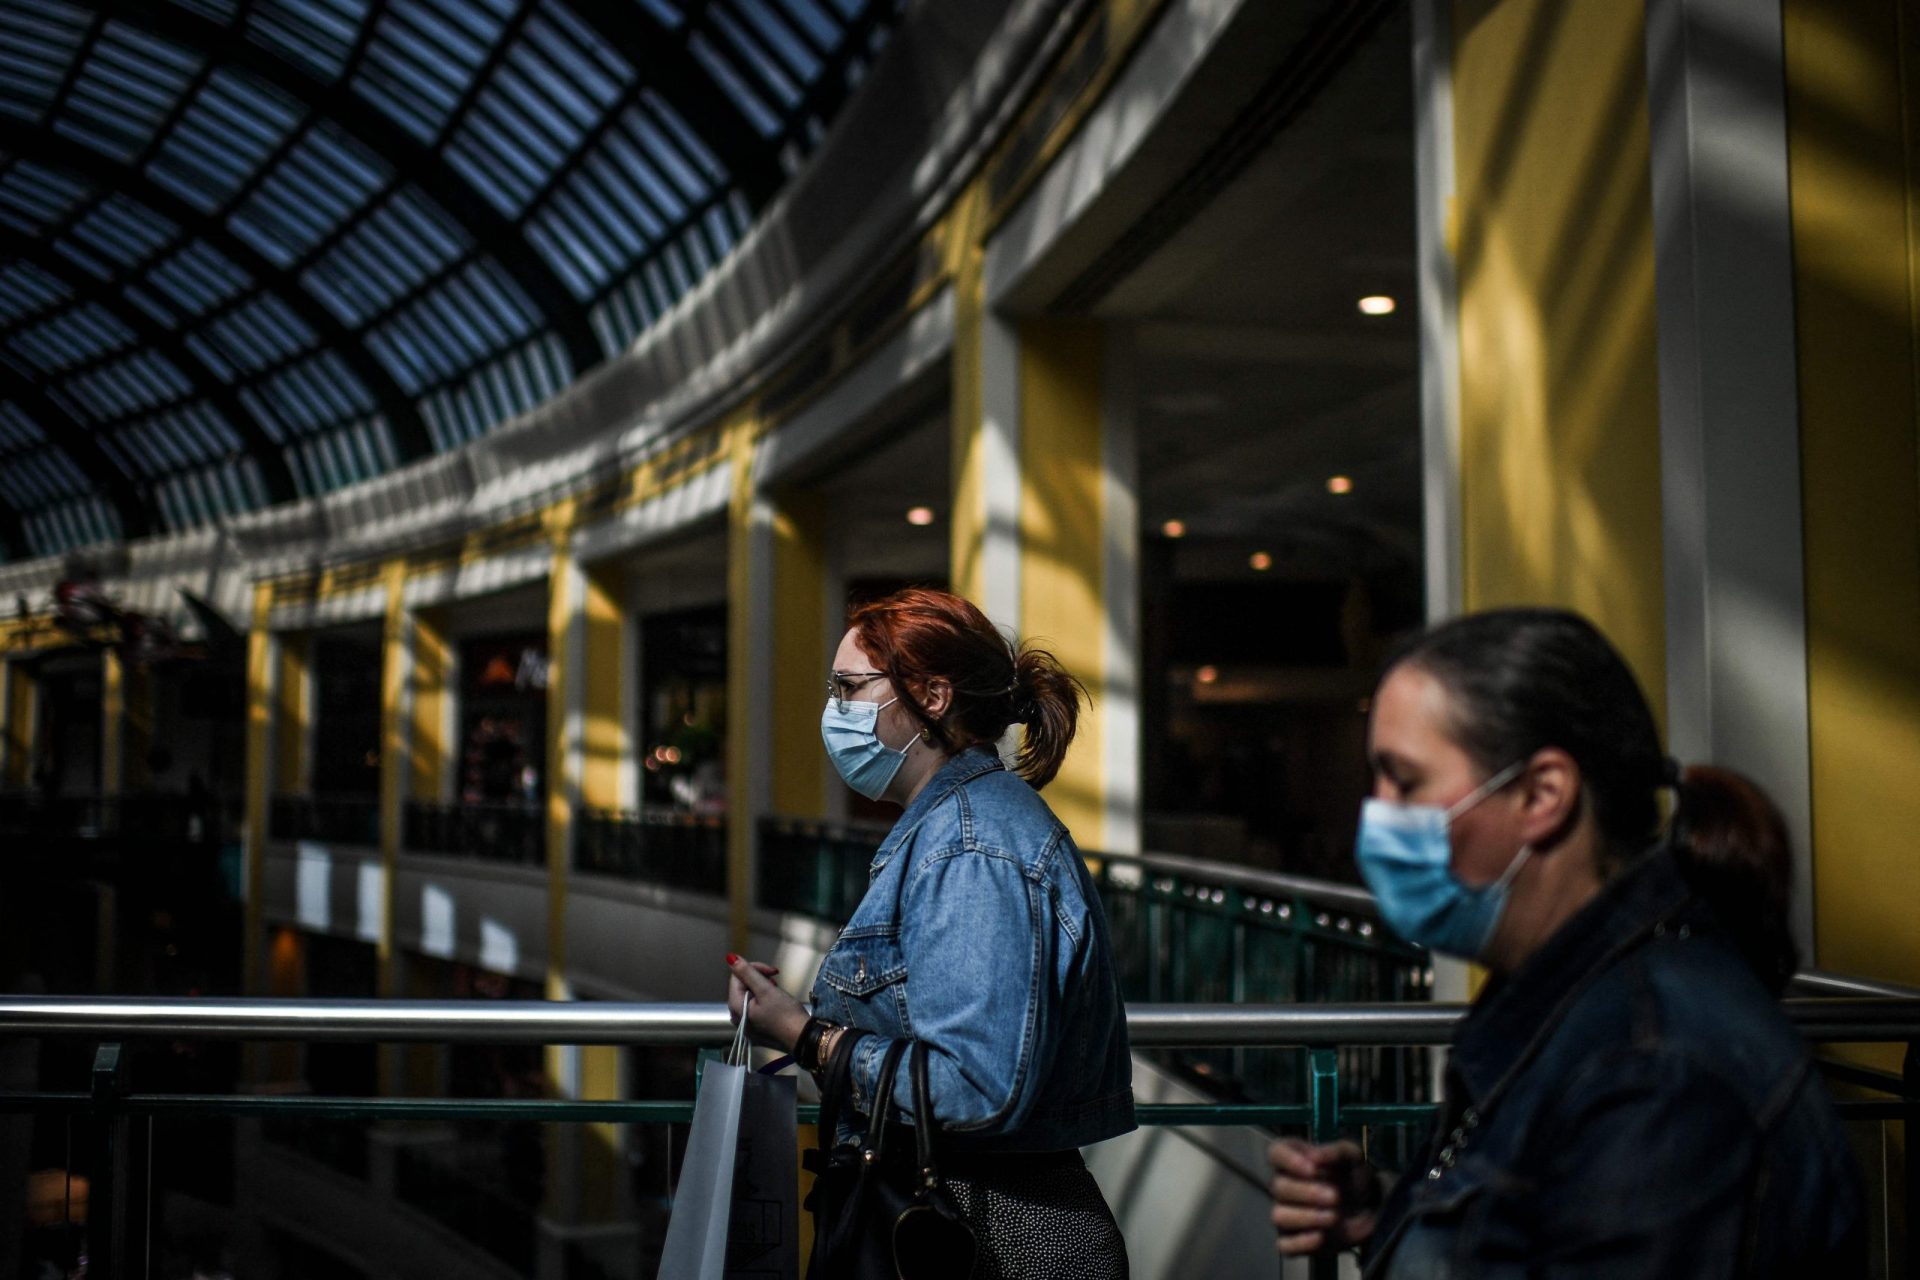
[818,932,912,1038]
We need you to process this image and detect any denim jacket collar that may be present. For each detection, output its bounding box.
[868,744,1006,873]
[1450,845,1693,1109]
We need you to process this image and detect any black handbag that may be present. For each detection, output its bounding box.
[805,1037,978,1279]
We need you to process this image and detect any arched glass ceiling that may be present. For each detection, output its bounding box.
[0,0,900,561]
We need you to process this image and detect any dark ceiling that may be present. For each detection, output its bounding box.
[0,0,901,562]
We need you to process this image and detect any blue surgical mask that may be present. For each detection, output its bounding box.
[1354,761,1529,959]
[821,696,917,800]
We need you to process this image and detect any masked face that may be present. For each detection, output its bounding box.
[820,694,917,800]
[1354,761,1530,958]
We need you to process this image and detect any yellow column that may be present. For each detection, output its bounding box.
[407,613,449,803]
[725,416,760,954]
[274,633,311,798]
[1450,0,1667,716]
[578,561,628,1220]
[1788,0,1920,1009]
[1018,319,1110,845]
[947,188,992,604]
[544,515,577,1000]
[242,584,273,1002]
[377,562,408,1009]
[771,491,830,819]
[2,660,34,789]
[100,649,123,797]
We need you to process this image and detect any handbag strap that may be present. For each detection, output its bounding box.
[860,1038,912,1162]
[815,1028,868,1145]
[909,1040,942,1188]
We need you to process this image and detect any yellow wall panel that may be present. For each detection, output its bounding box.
[1019,319,1106,845]
[1450,0,1667,720]
[1787,0,1920,998]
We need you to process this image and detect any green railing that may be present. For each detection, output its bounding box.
[0,996,1914,1280]
[755,814,895,921]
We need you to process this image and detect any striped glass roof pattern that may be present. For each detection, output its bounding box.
[0,0,899,560]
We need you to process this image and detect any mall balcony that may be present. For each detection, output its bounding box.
[2,0,1918,1276]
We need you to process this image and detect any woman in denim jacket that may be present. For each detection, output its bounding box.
[1269,608,1864,1276]
[728,587,1135,1278]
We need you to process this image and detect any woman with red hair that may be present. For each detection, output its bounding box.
[727,587,1136,1278]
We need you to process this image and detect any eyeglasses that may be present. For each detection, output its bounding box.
[826,669,887,712]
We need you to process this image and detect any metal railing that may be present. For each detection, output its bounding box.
[403,799,547,865]
[268,792,381,847]
[755,814,896,921]
[574,807,726,893]
[0,995,1914,1280]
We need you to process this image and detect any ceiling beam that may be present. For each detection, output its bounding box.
[0,360,153,541]
[101,0,603,376]
[0,128,435,464]
[1,242,298,503]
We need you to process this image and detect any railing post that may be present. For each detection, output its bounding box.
[91,1042,149,1280]
[1307,1048,1342,1280]
[1905,1039,1916,1280]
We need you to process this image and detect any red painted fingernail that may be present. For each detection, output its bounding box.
[725,953,740,965]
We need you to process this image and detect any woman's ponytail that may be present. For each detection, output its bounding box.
[1669,764,1799,992]
[1008,644,1085,790]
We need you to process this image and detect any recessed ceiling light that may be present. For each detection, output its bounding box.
[1195,665,1219,685]
[905,506,935,526]
[1358,295,1397,316]
[1161,519,1187,539]
[1249,551,1273,571]
[1326,475,1354,495]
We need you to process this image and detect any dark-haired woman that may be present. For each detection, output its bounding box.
[1269,607,1863,1276]
[727,587,1135,1278]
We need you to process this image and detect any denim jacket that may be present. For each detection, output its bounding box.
[1365,848,1864,1278]
[807,745,1136,1152]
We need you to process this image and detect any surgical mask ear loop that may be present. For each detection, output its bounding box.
[869,695,919,758]
[729,992,753,1067]
[1444,760,1528,823]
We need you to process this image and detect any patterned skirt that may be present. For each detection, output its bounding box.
[940,1151,1129,1280]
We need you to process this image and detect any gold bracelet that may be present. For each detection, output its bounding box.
[814,1024,845,1074]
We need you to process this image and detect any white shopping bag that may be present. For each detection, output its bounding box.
[659,997,799,1280]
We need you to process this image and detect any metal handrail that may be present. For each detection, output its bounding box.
[1792,968,1920,1001]
[1094,847,1378,913]
[2,995,1917,1045]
